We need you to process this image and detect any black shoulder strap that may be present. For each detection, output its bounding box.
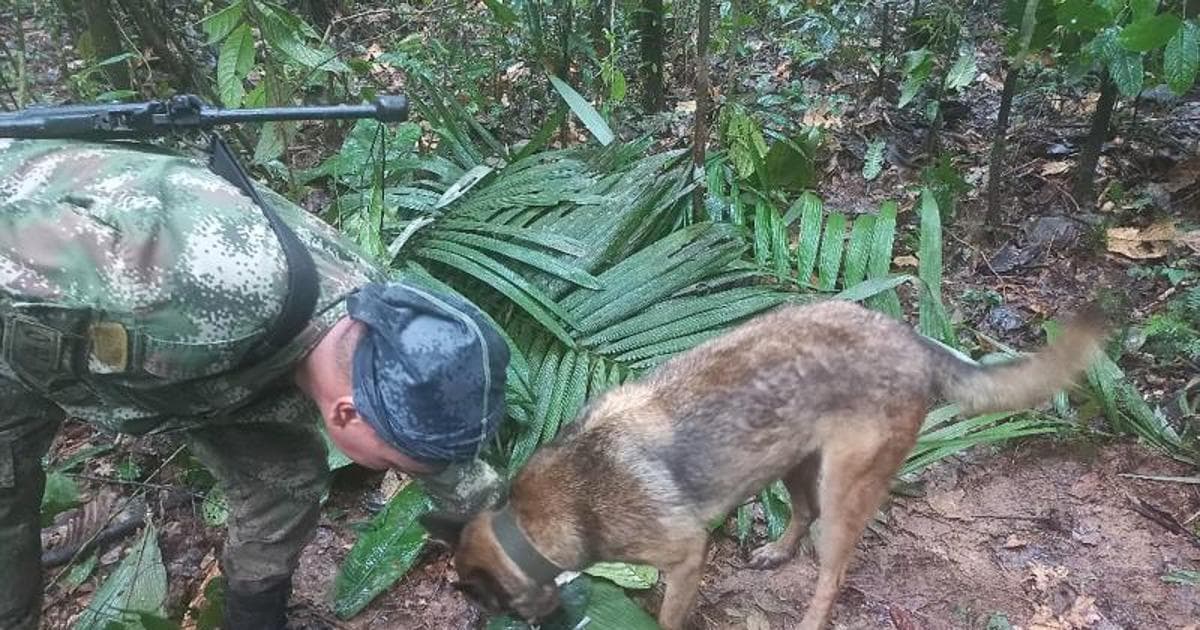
[207,133,319,364]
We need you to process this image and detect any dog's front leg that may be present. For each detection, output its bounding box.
[655,536,709,630]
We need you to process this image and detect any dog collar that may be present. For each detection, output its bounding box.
[491,504,563,586]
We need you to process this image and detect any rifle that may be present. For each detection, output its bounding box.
[0,93,412,363]
[0,93,410,139]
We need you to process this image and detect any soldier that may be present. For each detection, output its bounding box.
[0,138,510,629]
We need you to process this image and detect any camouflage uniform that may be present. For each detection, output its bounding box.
[0,138,384,629]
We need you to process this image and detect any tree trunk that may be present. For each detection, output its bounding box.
[80,0,130,90]
[725,0,740,98]
[590,0,610,58]
[691,0,713,220]
[1072,73,1119,209]
[875,2,892,98]
[984,63,1020,231]
[638,0,666,112]
[115,0,210,97]
[301,0,340,30]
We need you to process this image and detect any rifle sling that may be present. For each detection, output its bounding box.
[207,134,319,366]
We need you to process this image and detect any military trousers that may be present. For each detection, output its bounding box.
[0,375,331,630]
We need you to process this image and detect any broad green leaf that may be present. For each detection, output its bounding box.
[42,471,80,527]
[584,562,660,589]
[763,135,815,191]
[735,503,752,544]
[866,201,902,316]
[1131,0,1157,21]
[254,121,286,164]
[436,230,601,289]
[917,189,953,343]
[944,47,979,90]
[1119,14,1182,52]
[414,244,576,344]
[817,212,847,291]
[333,484,432,619]
[795,192,824,284]
[200,0,245,44]
[440,220,587,257]
[834,274,915,302]
[1165,21,1200,95]
[899,48,934,107]
[770,203,791,279]
[202,487,229,527]
[1097,28,1145,96]
[754,201,772,269]
[436,165,496,210]
[65,553,99,589]
[488,576,659,630]
[254,1,347,72]
[723,105,773,184]
[482,0,518,26]
[1162,569,1200,585]
[760,481,791,540]
[862,139,885,181]
[511,344,562,467]
[217,24,255,107]
[1057,0,1112,33]
[905,418,1060,474]
[842,215,876,288]
[74,524,167,630]
[548,75,614,145]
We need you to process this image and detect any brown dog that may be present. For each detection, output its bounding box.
[422,300,1105,630]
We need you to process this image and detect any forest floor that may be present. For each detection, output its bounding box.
[12,5,1200,630]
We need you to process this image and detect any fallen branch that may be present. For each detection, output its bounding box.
[41,490,191,567]
[1126,492,1200,550]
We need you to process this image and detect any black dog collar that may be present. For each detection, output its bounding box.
[490,504,563,585]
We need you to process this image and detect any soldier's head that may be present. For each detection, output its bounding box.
[298,283,509,475]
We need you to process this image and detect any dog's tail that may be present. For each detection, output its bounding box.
[928,307,1108,416]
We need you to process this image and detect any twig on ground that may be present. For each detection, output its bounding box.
[43,445,187,588]
[1125,492,1200,550]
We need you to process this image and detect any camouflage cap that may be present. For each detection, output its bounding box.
[346,282,508,465]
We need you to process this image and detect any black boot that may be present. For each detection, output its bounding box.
[222,576,291,630]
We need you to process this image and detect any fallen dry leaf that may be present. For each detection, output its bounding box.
[1004,534,1029,549]
[1041,161,1071,176]
[803,103,843,130]
[1027,595,1103,630]
[1027,562,1070,594]
[1106,221,1179,260]
[1179,231,1200,255]
[1165,155,1200,193]
[888,604,920,630]
[675,100,697,113]
[180,552,221,630]
[743,609,771,630]
[893,255,920,268]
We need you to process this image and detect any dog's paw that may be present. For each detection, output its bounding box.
[746,542,796,570]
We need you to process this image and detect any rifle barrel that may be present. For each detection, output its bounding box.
[0,95,409,140]
[202,96,409,125]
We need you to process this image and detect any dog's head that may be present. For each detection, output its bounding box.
[422,510,562,622]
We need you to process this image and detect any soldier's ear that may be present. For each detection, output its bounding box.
[421,511,470,548]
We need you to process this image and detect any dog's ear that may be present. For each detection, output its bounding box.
[420,511,469,547]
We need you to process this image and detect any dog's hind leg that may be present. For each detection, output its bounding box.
[747,450,822,569]
[797,431,914,630]
[655,531,709,630]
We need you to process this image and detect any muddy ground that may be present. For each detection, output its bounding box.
[280,440,1200,630]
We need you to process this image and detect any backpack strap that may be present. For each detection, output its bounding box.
[207,134,319,365]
